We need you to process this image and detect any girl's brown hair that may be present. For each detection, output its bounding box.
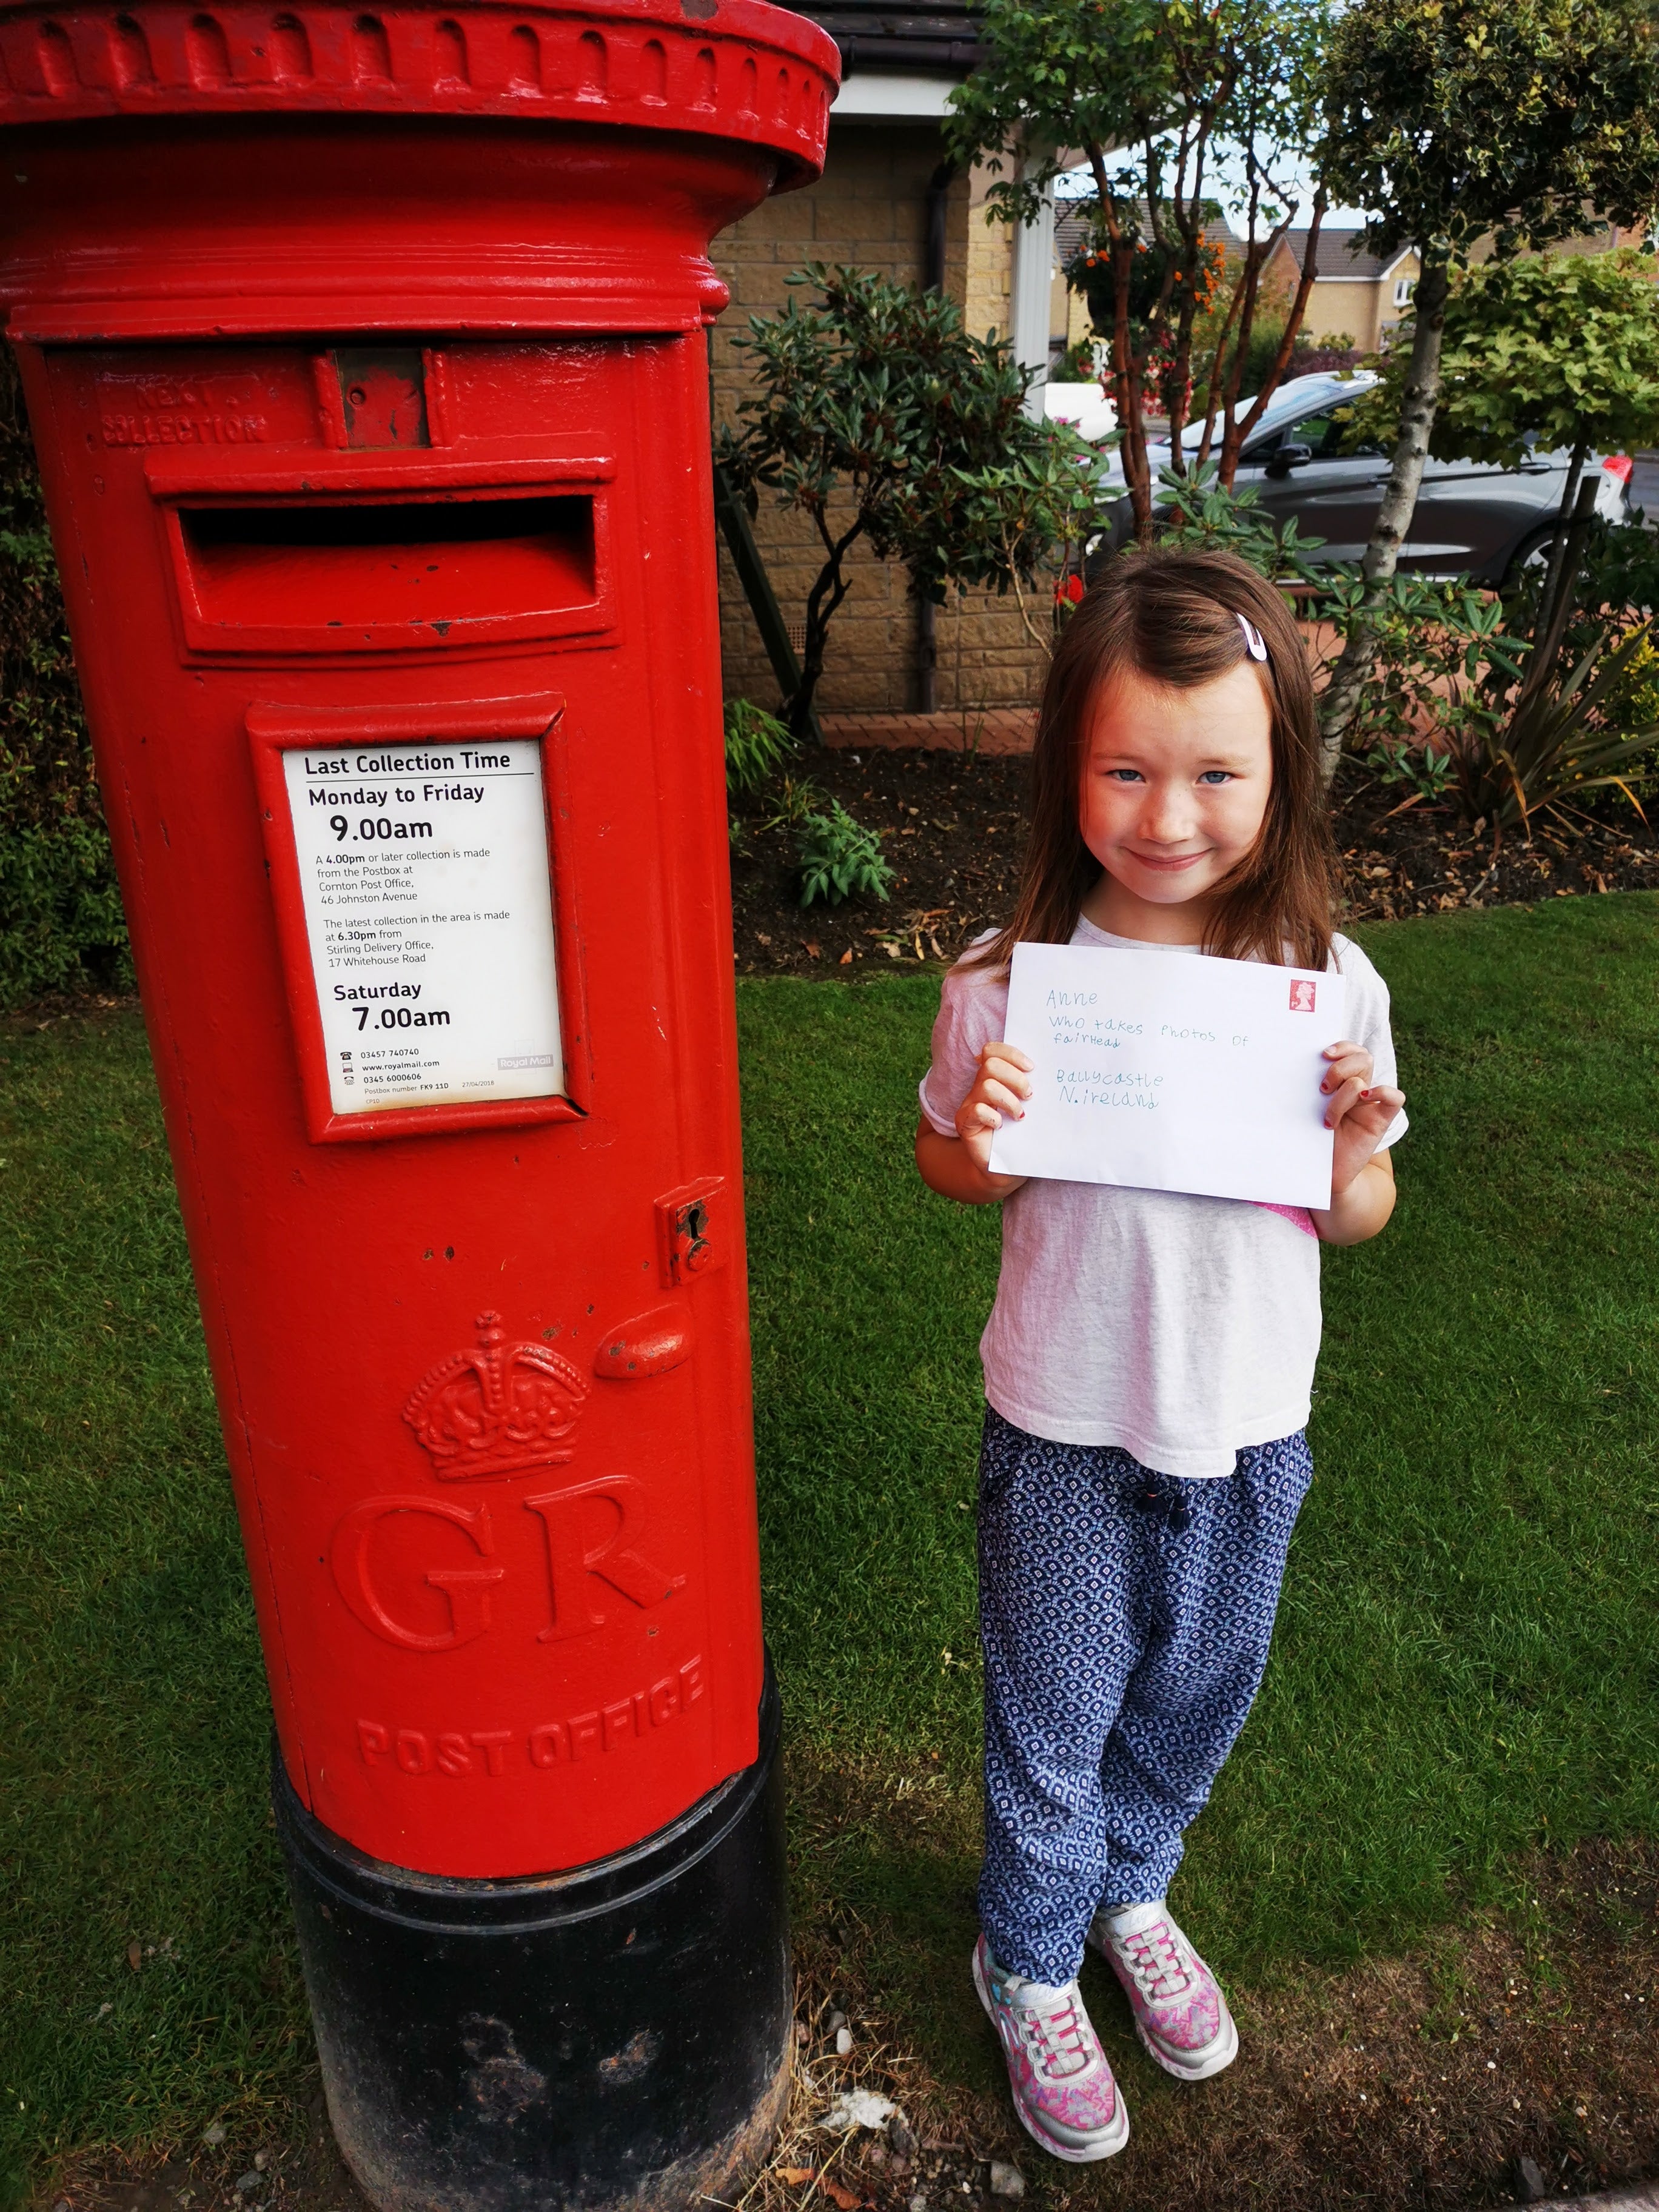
[974,547,1337,972]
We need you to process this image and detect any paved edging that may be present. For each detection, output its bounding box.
[818,709,1037,756]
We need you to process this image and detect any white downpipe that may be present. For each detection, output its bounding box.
[1011,173,1056,421]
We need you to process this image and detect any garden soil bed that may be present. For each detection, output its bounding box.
[729,746,1659,976]
[47,1834,1659,2212]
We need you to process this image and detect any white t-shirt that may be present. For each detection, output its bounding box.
[918,917,1406,1478]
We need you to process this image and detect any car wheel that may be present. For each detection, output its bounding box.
[1503,525,1558,588]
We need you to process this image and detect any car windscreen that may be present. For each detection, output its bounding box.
[1177,377,1369,450]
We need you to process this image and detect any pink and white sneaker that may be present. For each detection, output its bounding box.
[972,1934,1130,2163]
[1088,1902,1239,2082]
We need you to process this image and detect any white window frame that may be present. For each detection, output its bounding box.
[1011,169,1057,420]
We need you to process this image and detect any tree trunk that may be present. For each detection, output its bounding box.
[789,514,862,742]
[1113,240,1155,540]
[1088,158,1153,539]
[1162,178,1213,474]
[1530,434,1591,684]
[1524,469,1600,708]
[1218,191,1327,491]
[1192,266,1248,476]
[1316,250,1450,775]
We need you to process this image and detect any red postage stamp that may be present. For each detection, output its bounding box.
[1288,979,1317,1013]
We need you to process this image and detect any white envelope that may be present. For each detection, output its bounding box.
[987,942,1347,1208]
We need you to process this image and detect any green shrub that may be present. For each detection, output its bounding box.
[1362,737,1455,802]
[1150,460,1327,588]
[1603,626,1659,737]
[796,801,894,908]
[766,774,828,831]
[724,697,796,795]
[0,358,128,1005]
[0,819,129,1003]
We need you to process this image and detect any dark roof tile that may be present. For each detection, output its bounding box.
[799,0,982,73]
[1272,227,1411,282]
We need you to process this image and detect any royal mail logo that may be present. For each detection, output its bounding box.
[1289,979,1317,1013]
[404,1310,588,1481]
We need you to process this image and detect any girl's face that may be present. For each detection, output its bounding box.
[1078,659,1274,939]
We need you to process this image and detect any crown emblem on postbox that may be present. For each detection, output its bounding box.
[404,1310,588,1481]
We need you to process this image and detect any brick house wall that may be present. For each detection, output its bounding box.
[1260,231,1424,354]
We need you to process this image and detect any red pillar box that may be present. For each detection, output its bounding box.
[0,8,834,2205]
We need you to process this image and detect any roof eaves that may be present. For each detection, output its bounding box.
[797,0,984,74]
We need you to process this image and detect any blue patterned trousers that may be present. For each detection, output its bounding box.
[977,1406,1313,1987]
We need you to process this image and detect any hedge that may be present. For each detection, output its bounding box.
[0,355,130,1007]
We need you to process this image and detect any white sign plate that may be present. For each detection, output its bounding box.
[283,739,563,1115]
[988,942,1347,1208]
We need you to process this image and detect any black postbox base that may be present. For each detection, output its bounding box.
[273,1667,789,2212]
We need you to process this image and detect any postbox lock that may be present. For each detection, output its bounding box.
[655,1180,726,1288]
[682,1204,712,1273]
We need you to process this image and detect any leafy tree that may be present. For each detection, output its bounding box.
[1350,247,1659,652]
[1184,0,1333,491]
[945,0,1333,531]
[717,266,1105,740]
[1316,0,1659,757]
[1064,227,1228,424]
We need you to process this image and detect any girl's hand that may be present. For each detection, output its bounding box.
[954,1041,1034,1174]
[1319,1039,1405,1196]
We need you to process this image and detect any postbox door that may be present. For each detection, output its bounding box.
[22,332,762,1878]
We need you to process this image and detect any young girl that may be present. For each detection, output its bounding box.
[916,548,1405,2163]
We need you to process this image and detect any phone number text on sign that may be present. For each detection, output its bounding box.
[282,739,564,1116]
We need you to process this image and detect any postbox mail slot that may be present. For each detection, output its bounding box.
[172,492,604,654]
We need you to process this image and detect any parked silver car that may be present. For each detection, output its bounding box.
[1101,373,1633,582]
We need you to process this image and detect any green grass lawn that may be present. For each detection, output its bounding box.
[4,896,1658,2202]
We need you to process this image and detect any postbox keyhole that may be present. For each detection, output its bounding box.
[333,347,431,449]
[654,1182,726,1287]
[680,1202,710,1273]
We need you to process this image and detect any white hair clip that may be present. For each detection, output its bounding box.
[1236,613,1268,662]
